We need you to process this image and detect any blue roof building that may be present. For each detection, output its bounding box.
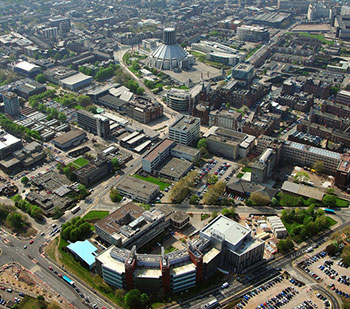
[67,240,98,270]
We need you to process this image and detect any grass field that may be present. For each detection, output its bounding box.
[73,157,89,167]
[326,216,337,226]
[298,32,334,45]
[133,174,170,191]
[242,167,251,173]
[83,210,109,221]
[336,198,349,207]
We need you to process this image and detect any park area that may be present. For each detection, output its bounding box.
[133,174,170,191]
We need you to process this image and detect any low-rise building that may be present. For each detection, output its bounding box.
[51,129,87,150]
[209,109,242,130]
[0,130,22,160]
[266,216,288,239]
[116,176,160,204]
[60,72,93,91]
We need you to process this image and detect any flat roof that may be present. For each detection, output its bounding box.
[117,176,159,198]
[96,247,126,273]
[134,268,162,278]
[170,115,200,131]
[287,141,341,160]
[170,262,196,276]
[0,132,21,150]
[281,181,325,201]
[201,215,250,246]
[61,72,92,85]
[171,144,200,156]
[158,157,192,179]
[15,61,40,73]
[67,240,97,267]
[144,139,175,162]
[52,129,86,145]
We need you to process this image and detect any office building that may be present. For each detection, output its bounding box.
[251,148,277,183]
[278,0,312,13]
[3,91,20,115]
[126,96,163,123]
[142,139,175,173]
[205,127,255,160]
[169,115,200,146]
[307,3,331,21]
[231,63,254,84]
[209,109,242,130]
[335,153,350,188]
[336,90,350,106]
[236,25,270,42]
[96,215,264,293]
[166,89,191,112]
[95,203,167,249]
[74,155,112,187]
[77,110,110,137]
[116,176,160,204]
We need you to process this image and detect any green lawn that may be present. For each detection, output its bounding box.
[298,32,334,45]
[73,157,89,167]
[83,210,109,221]
[237,173,244,178]
[326,216,337,226]
[336,198,349,207]
[133,174,170,191]
[242,167,251,173]
[18,296,56,309]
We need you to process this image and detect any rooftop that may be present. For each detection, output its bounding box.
[61,72,92,85]
[52,129,86,145]
[170,115,200,131]
[143,138,175,162]
[117,176,159,198]
[201,215,250,246]
[281,181,325,201]
[15,61,40,73]
[67,240,97,268]
[286,141,341,160]
[171,144,200,156]
[0,131,21,150]
[158,157,192,179]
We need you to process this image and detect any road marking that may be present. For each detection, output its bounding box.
[30,265,40,273]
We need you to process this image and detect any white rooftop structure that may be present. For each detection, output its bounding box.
[60,72,92,86]
[0,132,21,150]
[14,61,40,73]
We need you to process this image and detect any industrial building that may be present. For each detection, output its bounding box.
[51,130,87,150]
[116,176,160,203]
[168,115,200,146]
[3,91,20,115]
[96,215,264,293]
[77,110,110,137]
[148,28,194,70]
[60,72,93,91]
[13,61,40,77]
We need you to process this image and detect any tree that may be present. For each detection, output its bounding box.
[313,160,324,174]
[86,105,97,114]
[250,192,271,206]
[77,184,88,198]
[124,289,146,309]
[30,206,43,220]
[58,112,67,122]
[63,166,76,181]
[326,243,338,256]
[222,207,236,219]
[197,138,207,149]
[293,171,310,184]
[203,181,226,205]
[70,227,80,242]
[207,174,218,185]
[277,237,294,254]
[7,212,26,230]
[326,187,335,195]
[190,194,200,205]
[322,194,336,207]
[77,95,91,107]
[61,225,74,240]
[341,246,350,266]
[35,73,46,84]
[111,158,120,171]
[21,176,29,185]
[110,188,122,202]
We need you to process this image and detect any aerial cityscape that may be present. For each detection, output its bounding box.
[1,0,350,308]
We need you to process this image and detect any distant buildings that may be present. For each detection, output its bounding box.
[209,109,242,131]
[307,3,331,21]
[169,115,200,146]
[13,61,40,77]
[3,91,20,115]
[60,72,93,91]
[0,130,22,160]
[231,63,255,86]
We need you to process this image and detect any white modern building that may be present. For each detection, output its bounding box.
[168,115,200,146]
